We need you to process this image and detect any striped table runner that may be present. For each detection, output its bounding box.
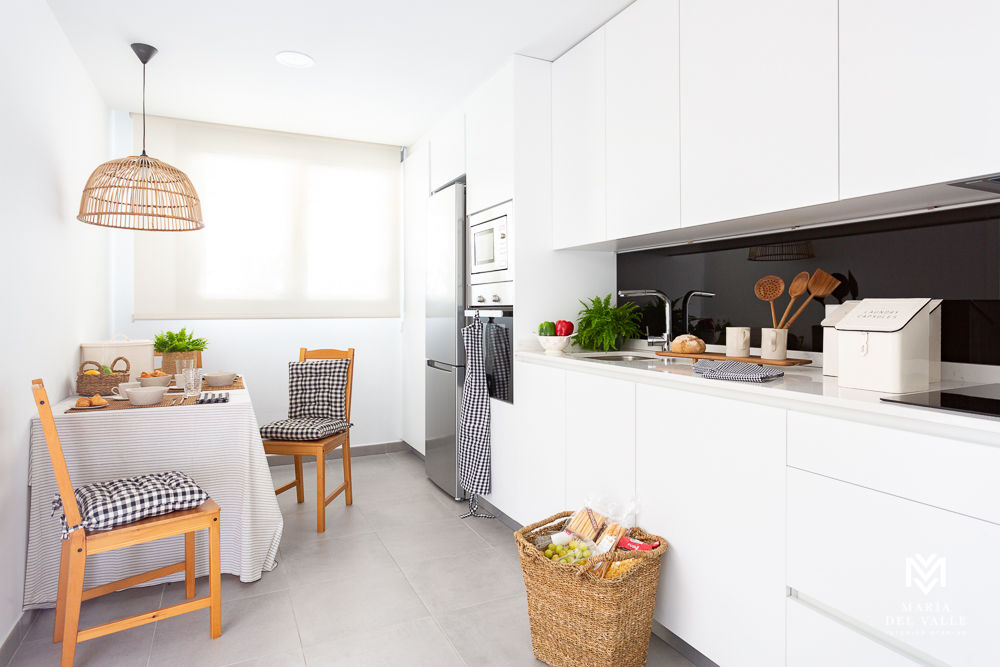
[24,387,283,609]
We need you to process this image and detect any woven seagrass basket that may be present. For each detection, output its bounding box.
[515,511,667,667]
[76,357,130,396]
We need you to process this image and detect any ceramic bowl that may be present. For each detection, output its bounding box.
[536,334,572,356]
[204,371,237,387]
[138,375,172,387]
[127,386,168,406]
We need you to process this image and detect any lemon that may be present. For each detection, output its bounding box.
[83,370,100,376]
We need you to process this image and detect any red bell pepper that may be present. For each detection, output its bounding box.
[555,320,574,336]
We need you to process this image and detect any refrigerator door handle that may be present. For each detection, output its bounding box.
[427,359,462,372]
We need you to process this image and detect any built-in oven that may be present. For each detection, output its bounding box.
[464,305,513,404]
[467,201,512,285]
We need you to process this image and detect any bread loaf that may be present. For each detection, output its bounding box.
[669,334,706,354]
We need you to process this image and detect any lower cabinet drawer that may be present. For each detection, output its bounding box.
[788,468,1000,667]
[787,598,919,667]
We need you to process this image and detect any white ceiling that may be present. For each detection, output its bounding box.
[47,0,632,147]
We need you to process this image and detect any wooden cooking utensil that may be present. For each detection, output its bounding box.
[754,275,785,328]
[777,271,810,328]
[782,269,841,329]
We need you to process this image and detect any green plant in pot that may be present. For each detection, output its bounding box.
[572,294,643,352]
[154,328,208,375]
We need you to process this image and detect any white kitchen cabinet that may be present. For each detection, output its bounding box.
[465,63,514,215]
[679,0,838,226]
[635,384,786,667]
[429,108,465,192]
[485,362,566,526]
[605,0,680,239]
[563,370,634,509]
[787,598,919,667]
[788,411,1000,524]
[552,28,606,248]
[839,0,1000,198]
[788,468,1000,667]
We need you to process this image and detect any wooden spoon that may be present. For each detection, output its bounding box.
[777,271,810,328]
[782,269,842,329]
[754,275,785,328]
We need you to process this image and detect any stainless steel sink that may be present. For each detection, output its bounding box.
[592,354,645,362]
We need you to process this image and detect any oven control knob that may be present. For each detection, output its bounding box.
[476,295,486,303]
[500,233,507,239]
[491,295,501,303]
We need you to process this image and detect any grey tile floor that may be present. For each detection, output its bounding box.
[8,450,694,666]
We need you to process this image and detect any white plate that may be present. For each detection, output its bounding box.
[71,403,108,410]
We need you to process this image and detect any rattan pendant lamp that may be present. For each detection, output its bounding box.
[77,43,203,231]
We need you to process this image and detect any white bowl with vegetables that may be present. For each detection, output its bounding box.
[536,320,574,356]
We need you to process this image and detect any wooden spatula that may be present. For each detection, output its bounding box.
[777,271,810,328]
[782,269,841,329]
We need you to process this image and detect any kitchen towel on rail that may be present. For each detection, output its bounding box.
[459,315,491,496]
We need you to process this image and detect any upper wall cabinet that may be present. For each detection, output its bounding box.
[465,64,515,215]
[552,27,607,249]
[605,0,680,239]
[429,108,465,192]
[680,0,838,226]
[839,0,1000,199]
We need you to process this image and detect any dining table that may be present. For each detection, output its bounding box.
[22,380,283,609]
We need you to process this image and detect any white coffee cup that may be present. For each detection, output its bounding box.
[112,381,141,398]
[126,386,169,406]
[725,327,751,358]
[761,328,788,361]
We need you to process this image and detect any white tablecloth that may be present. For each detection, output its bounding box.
[23,388,282,609]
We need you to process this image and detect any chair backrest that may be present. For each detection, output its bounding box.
[298,348,355,423]
[30,379,82,529]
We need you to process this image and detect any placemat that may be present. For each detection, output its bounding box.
[66,394,200,413]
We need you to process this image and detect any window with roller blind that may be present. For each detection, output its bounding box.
[131,115,402,319]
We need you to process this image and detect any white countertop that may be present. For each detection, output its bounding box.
[516,350,1000,443]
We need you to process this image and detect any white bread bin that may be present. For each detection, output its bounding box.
[821,300,861,377]
[835,298,942,394]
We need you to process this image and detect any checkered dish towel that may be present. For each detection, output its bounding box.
[693,359,785,383]
[459,316,491,496]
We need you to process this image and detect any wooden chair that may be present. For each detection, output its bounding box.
[262,348,354,532]
[31,379,221,667]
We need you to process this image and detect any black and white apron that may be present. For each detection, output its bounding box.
[459,316,491,497]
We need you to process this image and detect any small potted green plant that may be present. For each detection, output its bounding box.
[572,294,643,352]
[154,328,208,375]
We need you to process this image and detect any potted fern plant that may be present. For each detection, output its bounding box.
[572,294,643,352]
[154,328,208,375]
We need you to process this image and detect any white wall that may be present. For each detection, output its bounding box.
[401,140,429,453]
[0,1,110,645]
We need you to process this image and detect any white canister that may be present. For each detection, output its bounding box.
[821,301,861,377]
[725,327,751,358]
[760,328,788,361]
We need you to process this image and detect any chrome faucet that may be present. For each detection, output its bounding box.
[681,290,716,335]
[617,289,672,350]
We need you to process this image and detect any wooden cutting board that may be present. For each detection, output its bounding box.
[655,351,812,367]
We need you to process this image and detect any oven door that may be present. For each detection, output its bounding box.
[464,309,513,404]
[468,215,509,283]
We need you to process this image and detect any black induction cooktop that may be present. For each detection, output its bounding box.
[881,384,1000,419]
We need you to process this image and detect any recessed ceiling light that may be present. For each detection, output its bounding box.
[275,51,315,68]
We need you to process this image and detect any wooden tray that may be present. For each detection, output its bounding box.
[655,351,812,367]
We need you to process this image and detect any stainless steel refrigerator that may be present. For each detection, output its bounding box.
[425,183,466,500]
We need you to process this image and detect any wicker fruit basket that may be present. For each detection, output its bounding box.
[76,357,130,396]
[515,511,667,667]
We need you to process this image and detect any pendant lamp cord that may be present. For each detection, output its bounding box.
[140,61,147,157]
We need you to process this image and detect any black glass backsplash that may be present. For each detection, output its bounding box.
[616,205,1000,365]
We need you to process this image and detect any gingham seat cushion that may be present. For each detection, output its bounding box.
[259,417,350,441]
[52,471,207,538]
[288,359,350,420]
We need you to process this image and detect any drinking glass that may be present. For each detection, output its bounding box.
[182,366,201,397]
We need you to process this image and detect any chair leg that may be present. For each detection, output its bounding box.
[60,532,86,667]
[342,435,353,506]
[184,531,196,599]
[316,453,326,533]
[293,455,304,503]
[53,538,70,642]
[208,518,222,638]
